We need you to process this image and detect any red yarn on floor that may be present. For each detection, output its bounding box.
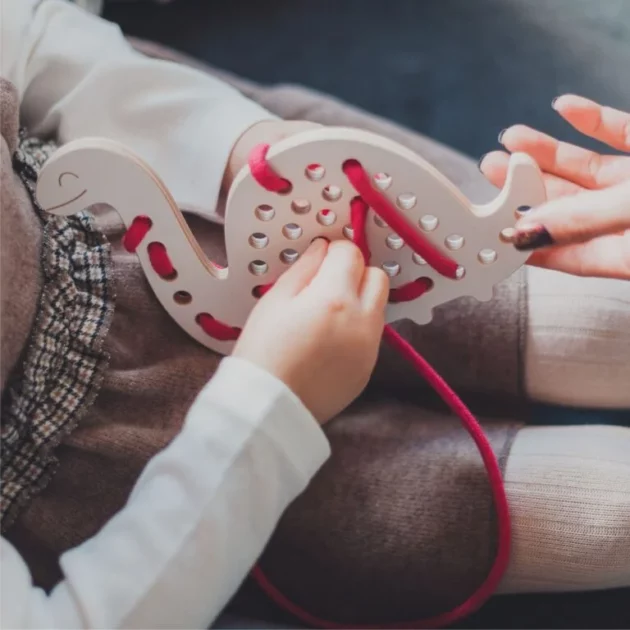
[246,145,512,629]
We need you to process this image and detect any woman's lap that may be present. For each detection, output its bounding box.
[2,41,627,627]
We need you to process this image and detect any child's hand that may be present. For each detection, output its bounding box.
[223,120,321,191]
[233,239,389,425]
[479,95,630,279]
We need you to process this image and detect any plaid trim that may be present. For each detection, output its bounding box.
[1,134,115,530]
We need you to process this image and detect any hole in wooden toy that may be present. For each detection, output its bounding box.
[382,261,401,277]
[252,285,270,299]
[455,266,466,279]
[478,248,498,264]
[343,225,354,240]
[373,172,392,190]
[397,193,417,210]
[322,185,342,202]
[173,290,192,305]
[147,242,178,281]
[374,215,388,228]
[445,234,465,250]
[311,236,330,244]
[283,223,303,240]
[280,248,300,264]
[412,252,427,265]
[516,205,531,215]
[386,233,404,250]
[317,209,337,226]
[123,215,153,253]
[419,277,434,291]
[255,204,275,221]
[500,227,516,243]
[248,260,268,276]
[291,199,311,215]
[249,232,269,249]
[278,181,293,195]
[161,270,178,281]
[195,313,241,341]
[305,163,325,181]
[419,215,439,231]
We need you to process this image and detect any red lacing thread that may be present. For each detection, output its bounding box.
[250,144,293,193]
[389,277,434,303]
[122,215,153,253]
[247,145,511,629]
[122,219,241,342]
[147,242,178,280]
[196,313,241,342]
[350,197,435,304]
[343,158,460,279]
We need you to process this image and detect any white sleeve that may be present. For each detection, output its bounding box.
[0,357,330,630]
[0,0,276,215]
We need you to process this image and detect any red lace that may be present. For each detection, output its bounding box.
[121,144,511,628]
[247,145,511,629]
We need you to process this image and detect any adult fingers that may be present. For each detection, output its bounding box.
[506,180,630,251]
[527,233,630,280]
[479,150,584,199]
[552,94,630,153]
[499,124,629,189]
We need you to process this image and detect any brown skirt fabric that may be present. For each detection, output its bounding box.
[1,41,527,624]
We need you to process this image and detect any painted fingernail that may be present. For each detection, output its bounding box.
[498,128,508,144]
[512,224,555,251]
[477,152,490,171]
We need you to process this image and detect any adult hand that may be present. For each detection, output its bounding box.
[480,95,630,279]
[233,239,389,425]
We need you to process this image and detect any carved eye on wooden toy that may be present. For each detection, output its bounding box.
[36,129,546,355]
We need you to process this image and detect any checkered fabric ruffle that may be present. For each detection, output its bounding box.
[1,134,115,530]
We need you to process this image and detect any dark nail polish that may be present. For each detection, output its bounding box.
[513,225,555,251]
[477,152,490,171]
[498,129,507,144]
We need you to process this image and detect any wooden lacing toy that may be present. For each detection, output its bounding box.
[36,128,546,629]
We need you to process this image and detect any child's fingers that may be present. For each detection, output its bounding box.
[499,124,628,189]
[272,238,328,297]
[309,240,366,298]
[508,180,630,251]
[479,150,584,199]
[552,94,630,153]
[527,233,630,280]
[359,266,389,315]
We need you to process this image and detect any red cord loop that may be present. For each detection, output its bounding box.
[343,159,460,280]
[249,144,293,194]
[389,277,434,303]
[349,197,371,262]
[147,242,178,280]
[196,313,241,342]
[122,215,153,253]
[246,144,511,629]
